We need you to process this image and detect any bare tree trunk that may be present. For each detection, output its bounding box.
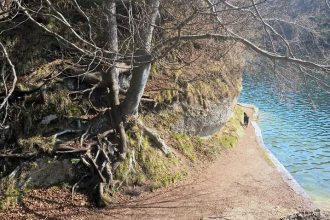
[102,0,127,158]
[121,0,160,117]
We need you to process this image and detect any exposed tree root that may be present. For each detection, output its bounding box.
[54,129,81,138]
[71,125,117,206]
[137,120,171,155]
[0,115,121,206]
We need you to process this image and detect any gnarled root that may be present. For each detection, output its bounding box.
[73,132,115,207]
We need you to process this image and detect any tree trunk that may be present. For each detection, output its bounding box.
[121,0,160,117]
[102,0,127,159]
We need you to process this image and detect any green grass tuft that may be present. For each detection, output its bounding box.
[114,130,187,189]
[172,133,197,161]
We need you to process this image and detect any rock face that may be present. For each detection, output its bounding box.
[145,41,245,137]
[13,157,75,188]
[0,157,76,209]
[176,97,237,136]
[19,157,75,187]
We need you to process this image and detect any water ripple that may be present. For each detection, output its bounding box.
[240,72,330,202]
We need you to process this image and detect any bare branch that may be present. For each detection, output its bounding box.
[0,41,17,110]
[165,33,329,71]
[326,0,330,10]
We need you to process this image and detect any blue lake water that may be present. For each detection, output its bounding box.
[239,72,330,209]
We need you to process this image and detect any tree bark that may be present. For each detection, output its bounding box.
[102,0,127,158]
[121,0,160,117]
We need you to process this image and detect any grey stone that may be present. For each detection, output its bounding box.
[171,97,237,136]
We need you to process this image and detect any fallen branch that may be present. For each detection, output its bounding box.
[55,148,89,154]
[0,152,38,158]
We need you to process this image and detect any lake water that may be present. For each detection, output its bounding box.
[239,72,330,209]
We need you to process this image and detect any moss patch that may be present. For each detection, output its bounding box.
[0,172,25,210]
[114,129,187,189]
[141,105,244,163]
[114,150,146,186]
[227,106,245,136]
[17,135,57,154]
[45,89,82,117]
[137,138,186,188]
[141,107,182,132]
[184,79,229,107]
[199,106,244,157]
[17,60,68,91]
[154,89,180,104]
[0,180,18,210]
[172,133,197,161]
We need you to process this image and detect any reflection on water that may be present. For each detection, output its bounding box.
[239,72,330,208]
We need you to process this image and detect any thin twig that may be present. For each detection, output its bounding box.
[0,41,17,110]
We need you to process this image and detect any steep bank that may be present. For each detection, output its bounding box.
[0,38,245,209]
[0,0,245,208]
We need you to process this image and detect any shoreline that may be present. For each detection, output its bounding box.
[238,102,316,209]
[90,104,317,219]
[252,121,314,204]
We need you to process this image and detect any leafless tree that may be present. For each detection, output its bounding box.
[0,0,329,205]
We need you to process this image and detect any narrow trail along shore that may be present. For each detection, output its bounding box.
[0,107,316,220]
[83,107,315,220]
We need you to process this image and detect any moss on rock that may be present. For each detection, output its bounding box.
[17,135,57,154]
[184,79,229,107]
[154,89,180,104]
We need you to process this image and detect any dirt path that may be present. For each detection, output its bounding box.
[80,107,314,220]
[1,107,315,219]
